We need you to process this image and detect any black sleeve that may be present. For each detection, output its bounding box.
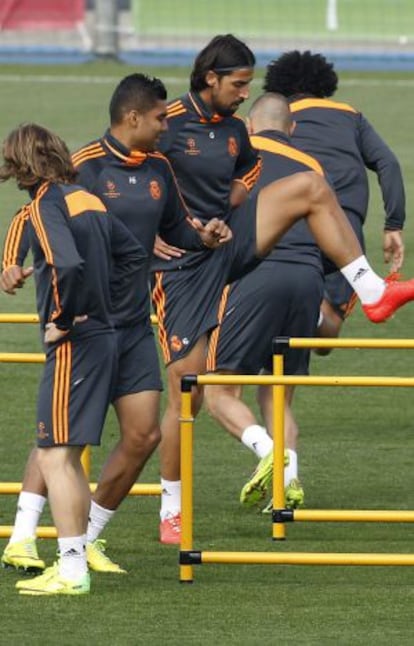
[31,200,84,330]
[359,114,406,230]
[2,204,31,269]
[233,120,262,191]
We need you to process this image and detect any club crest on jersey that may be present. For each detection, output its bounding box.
[149,180,161,200]
[227,136,238,157]
[184,137,200,155]
[103,179,120,198]
[170,335,183,352]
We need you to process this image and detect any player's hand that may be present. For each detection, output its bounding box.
[383,230,404,273]
[153,234,186,260]
[44,322,69,344]
[193,217,233,248]
[0,265,34,295]
[44,315,87,343]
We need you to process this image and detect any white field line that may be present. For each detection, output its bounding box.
[0,74,414,88]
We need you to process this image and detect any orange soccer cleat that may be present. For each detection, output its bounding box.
[362,274,414,323]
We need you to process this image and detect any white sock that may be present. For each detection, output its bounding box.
[340,256,385,304]
[241,424,273,459]
[9,491,46,544]
[160,479,181,520]
[86,500,116,543]
[58,535,87,579]
[284,449,298,485]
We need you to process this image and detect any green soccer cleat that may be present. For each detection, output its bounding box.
[240,451,272,507]
[240,450,289,508]
[17,564,90,596]
[1,537,45,573]
[86,539,127,574]
[285,478,305,509]
[261,478,305,514]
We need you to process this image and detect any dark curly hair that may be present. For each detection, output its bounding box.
[263,50,338,98]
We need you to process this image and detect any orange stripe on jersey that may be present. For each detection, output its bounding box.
[64,190,107,217]
[2,205,30,269]
[236,157,262,191]
[30,184,64,322]
[167,105,187,118]
[206,285,230,372]
[30,183,54,264]
[168,99,184,111]
[52,341,72,444]
[71,142,105,166]
[152,272,170,364]
[250,135,324,176]
[290,98,358,114]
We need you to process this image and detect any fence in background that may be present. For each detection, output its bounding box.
[0,0,413,68]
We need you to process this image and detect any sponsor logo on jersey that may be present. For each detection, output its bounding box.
[149,179,161,200]
[227,136,239,157]
[103,179,120,199]
[170,335,183,352]
[184,137,201,155]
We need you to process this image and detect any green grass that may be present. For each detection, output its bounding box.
[1,63,414,644]
[131,0,414,41]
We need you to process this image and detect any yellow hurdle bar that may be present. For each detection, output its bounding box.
[272,350,286,540]
[293,509,414,522]
[0,526,57,539]
[180,381,195,583]
[0,313,158,325]
[0,482,161,496]
[196,374,414,387]
[0,352,45,363]
[199,551,414,566]
[288,337,414,349]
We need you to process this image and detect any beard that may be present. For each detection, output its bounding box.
[214,100,243,118]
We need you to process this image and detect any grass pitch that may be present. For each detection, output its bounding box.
[0,63,414,645]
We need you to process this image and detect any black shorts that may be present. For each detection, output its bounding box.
[112,321,163,401]
[152,195,261,364]
[36,331,117,447]
[207,261,323,375]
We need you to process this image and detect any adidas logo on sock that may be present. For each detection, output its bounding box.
[62,548,82,557]
[353,267,368,282]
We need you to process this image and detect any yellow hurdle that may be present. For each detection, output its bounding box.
[179,337,414,582]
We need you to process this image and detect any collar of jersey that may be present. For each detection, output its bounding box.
[103,131,148,166]
[255,129,291,146]
[187,92,224,124]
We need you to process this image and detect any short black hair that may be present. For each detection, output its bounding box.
[264,50,338,98]
[109,73,167,124]
[190,34,255,92]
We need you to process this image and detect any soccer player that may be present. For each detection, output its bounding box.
[204,92,327,511]
[263,50,406,353]
[0,123,145,595]
[1,74,231,574]
[151,37,414,544]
